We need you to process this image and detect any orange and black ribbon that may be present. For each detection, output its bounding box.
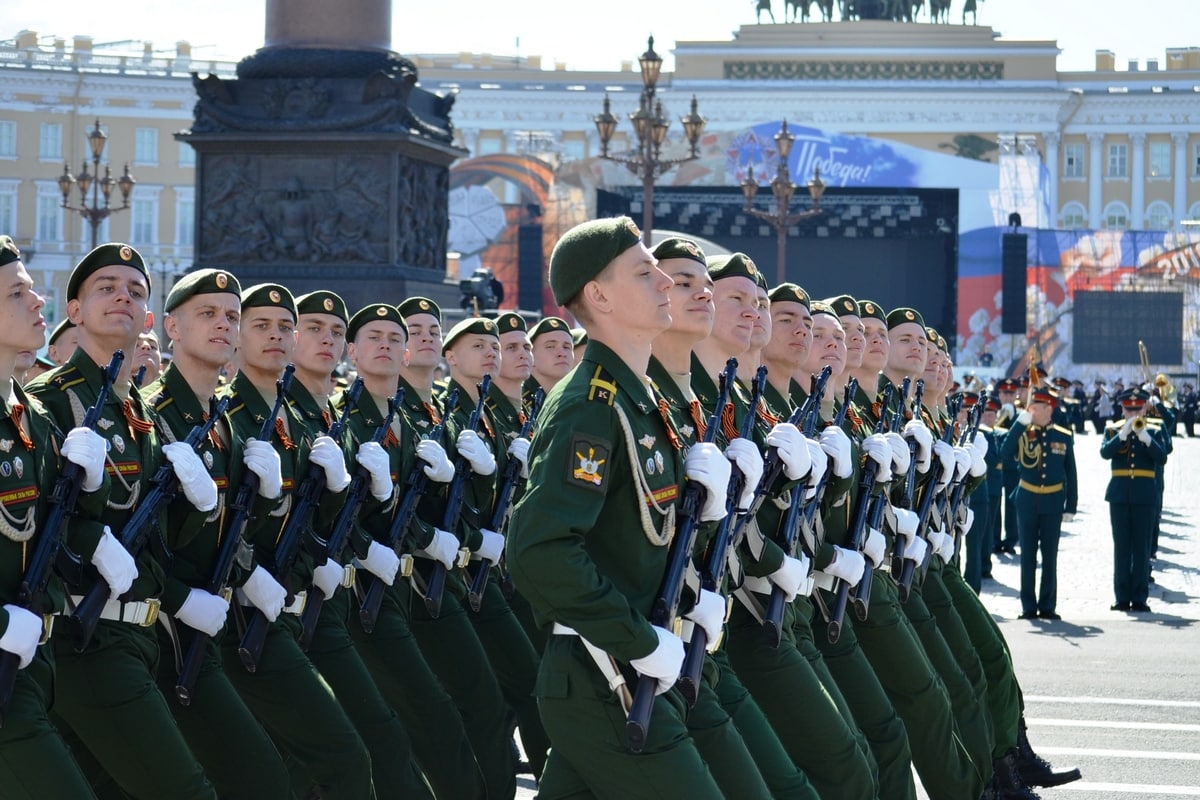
[123,399,155,439]
[687,399,707,441]
[656,399,682,451]
[422,402,442,427]
[9,404,33,450]
[274,417,296,450]
[720,401,738,442]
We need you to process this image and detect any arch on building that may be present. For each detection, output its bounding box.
[1188,202,1200,223]
[448,153,554,208]
[1145,201,1173,232]
[1059,201,1087,229]
[1102,201,1130,230]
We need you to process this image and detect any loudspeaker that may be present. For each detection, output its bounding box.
[517,224,544,314]
[1000,233,1028,334]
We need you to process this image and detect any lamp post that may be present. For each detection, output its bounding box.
[57,119,135,251]
[741,120,826,286]
[594,36,705,245]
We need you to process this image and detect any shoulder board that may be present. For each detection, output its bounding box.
[48,364,86,392]
[1052,424,1074,436]
[225,398,248,418]
[150,388,173,413]
[587,364,617,406]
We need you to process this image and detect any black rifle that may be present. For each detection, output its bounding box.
[0,351,122,726]
[175,365,293,705]
[297,386,404,650]
[889,378,920,580]
[237,378,363,672]
[678,365,765,706]
[468,387,544,612]
[358,390,455,633]
[626,358,734,754]
[943,402,983,564]
[68,393,231,652]
[424,374,491,619]
[761,366,833,647]
[132,365,147,389]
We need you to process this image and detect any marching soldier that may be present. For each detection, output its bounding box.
[46,318,78,366]
[525,315,575,401]
[994,377,1021,556]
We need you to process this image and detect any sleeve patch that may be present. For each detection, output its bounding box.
[569,434,610,491]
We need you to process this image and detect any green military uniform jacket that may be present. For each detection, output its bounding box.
[1099,420,1167,505]
[391,374,448,553]
[998,419,1078,515]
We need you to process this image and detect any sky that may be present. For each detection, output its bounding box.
[6,0,1197,74]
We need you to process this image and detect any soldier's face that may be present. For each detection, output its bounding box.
[531,331,574,383]
[0,261,47,355]
[238,307,295,373]
[134,332,162,381]
[860,318,889,372]
[294,313,346,376]
[403,313,443,370]
[348,320,406,380]
[445,334,499,383]
[709,276,759,356]
[660,260,713,340]
[165,294,239,369]
[48,327,80,365]
[69,265,151,346]
[982,409,997,426]
[1030,401,1053,427]
[498,330,533,383]
[750,288,771,350]
[804,314,847,377]
[592,243,673,337]
[887,323,927,378]
[761,300,812,372]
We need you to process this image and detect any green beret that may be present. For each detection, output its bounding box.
[68,242,150,301]
[885,307,925,330]
[348,304,407,342]
[493,311,528,334]
[0,236,20,268]
[767,282,810,309]
[528,316,570,342]
[571,327,589,348]
[924,326,940,346]
[548,216,642,306]
[706,252,761,284]
[165,269,241,313]
[810,300,838,319]
[826,294,860,318]
[241,283,297,322]
[443,316,499,353]
[48,318,76,346]
[652,236,707,266]
[857,299,885,322]
[397,297,441,324]
[296,291,348,324]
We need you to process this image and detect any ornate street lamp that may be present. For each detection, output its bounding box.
[594,36,705,244]
[741,120,826,286]
[57,119,135,251]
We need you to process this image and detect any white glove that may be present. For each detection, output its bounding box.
[903,535,928,565]
[804,439,828,497]
[416,438,455,483]
[685,442,732,522]
[1061,512,1074,524]
[903,420,932,473]
[175,588,230,637]
[360,541,400,585]
[1136,427,1152,446]
[970,431,989,462]
[765,422,809,481]
[243,439,283,499]
[952,446,971,482]
[820,426,853,479]
[768,554,809,602]
[1148,395,1160,409]
[163,441,219,512]
[629,626,685,695]
[932,440,955,491]
[826,547,867,585]
[927,529,955,563]
[309,436,351,492]
[893,508,919,545]
[961,508,976,534]
[861,434,891,477]
[863,527,886,568]
[968,440,988,478]
[1142,382,1155,393]
[476,528,505,566]
[1118,417,1134,440]
[1000,402,1015,421]
[0,604,42,669]
[91,527,137,598]
[1017,410,1033,426]
[311,559,344,601]
[455,429,496,477]
[355,441,393,502]
[241,565,286,621]
[883,431,910,477]
[62,427,106,492]
[725,438,763,511]
[419,528,460,570]
[683,589,726,652]
[507,437,531,479]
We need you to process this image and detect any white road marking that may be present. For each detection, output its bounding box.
[1058,783,1200,795]
[1028,718,1200,733]
[1025,695,1200,710]
[1038,746,1200,761]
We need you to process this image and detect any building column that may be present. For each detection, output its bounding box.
[1088,133,1104,229]
[1130,133,1146,229]
[1043,132,1059,227]
[1173,132,1190,224]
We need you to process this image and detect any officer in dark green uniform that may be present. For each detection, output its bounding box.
[994,378,1021,555]
[1101,387,1165,612]
[221,283,375,800]
[508,216,730,798]
[144,269,291,798]
[27,243,217,799]
[1000,386,1077,619]
[0,236,97,798]
[525,316,574,403]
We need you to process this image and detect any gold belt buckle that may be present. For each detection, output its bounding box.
[454,547,471,569]
[140,598,161,627]
[341,564,357,589]
[219,586,234,603]
[399,554,414,578]
[40,613,55,645]
[671,617,684,637]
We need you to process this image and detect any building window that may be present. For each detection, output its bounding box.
[1193,143,1200,177]
[175,189,194,247]
[134,128,158,166]
[39,123,63,161]
[0,121,16,158]
[1145,202,1172,231]
[1103,202,1129,230]
[562,138,586,162]
[36,192,62,242]
[476,135,502,156]
[1060,202,1087,229]
[0,182,17,233]
[1063,143,1084,178]
[1107,143,1128,178]
[130,196,157,245]
[178,141,195,167]
[1148,141,1171,178]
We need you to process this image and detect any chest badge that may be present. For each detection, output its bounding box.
[638,434,656,450]
[679,424,695,438]
[203,450,215,469]
[12,457,22,479]
[97,418,114,430]
[112,434,125,454]
[0,462,9,477]
[0,440,10,453]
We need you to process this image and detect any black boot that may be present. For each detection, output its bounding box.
[994,750,1041,799]
[1015,717,1082,787]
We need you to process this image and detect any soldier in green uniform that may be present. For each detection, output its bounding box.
[993,378,1022,556]
[1000,386,1077,620]
[47,318,79,366]
[1101,387,1165,612]
[508,216,730,798]
[525,315,574,402]
[27,242,218,799]
[0,236,97,798]
[221,283,375,800]
[143,269,292,798]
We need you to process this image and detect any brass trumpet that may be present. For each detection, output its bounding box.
[1132,416,1148,433]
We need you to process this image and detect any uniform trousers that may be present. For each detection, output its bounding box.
[1110,502,1155,607]
[1015,503,1063,615]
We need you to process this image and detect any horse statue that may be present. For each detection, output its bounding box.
[785,0,811,22]
[756,0,777,23]
[963,0,982,24]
